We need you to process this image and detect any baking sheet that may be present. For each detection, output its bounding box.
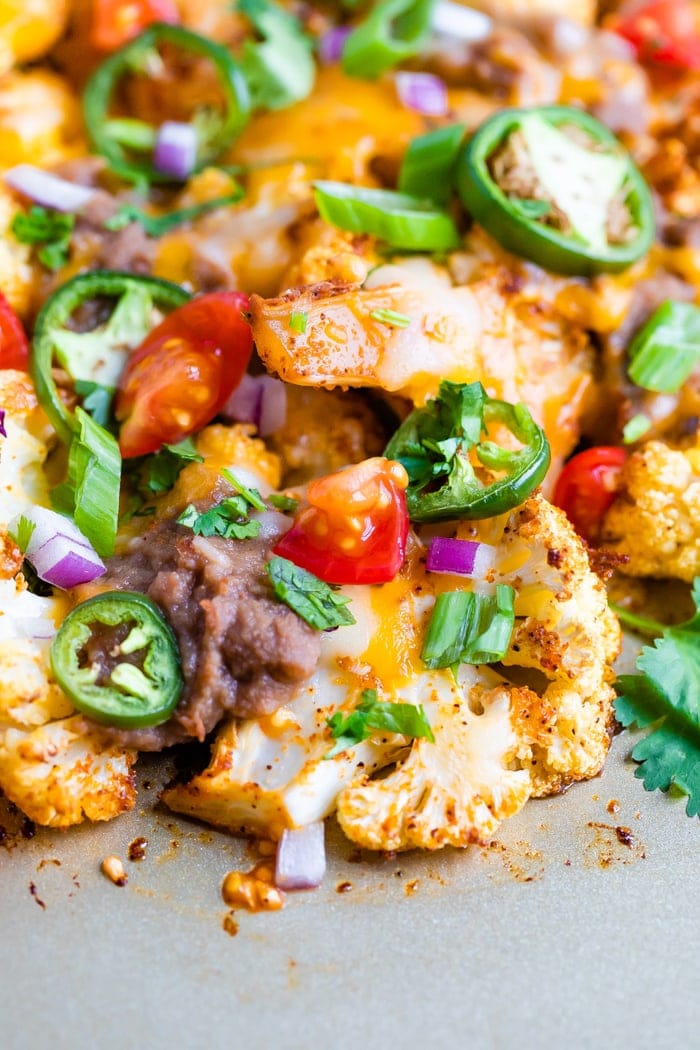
[1,719,698,1050]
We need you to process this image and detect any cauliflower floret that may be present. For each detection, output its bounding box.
[0,69,84,170]
[0,371,137,827]
[600,440,700,582]
[0,717,136,828]
[166,493,619,850]
[0,1,70,75]
[336,496,619,850]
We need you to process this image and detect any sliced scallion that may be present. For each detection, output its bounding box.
[398,123,465,206]
[421,585,515,669]
[627,300,700,393]
[370,308,412,327]
[313,181,460,252]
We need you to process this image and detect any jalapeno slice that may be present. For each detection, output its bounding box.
[384,380,550,522]
[31,270,190,445]
[51,591,183,729]
[83,23,250,183]
[456,105,655,276]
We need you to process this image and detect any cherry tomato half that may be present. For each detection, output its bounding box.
[273,458,410,585]
[611,0,700,70]
[115,291,253,458]
[91,0,180,53]
[0,292,29,370]
[552,446,627,544]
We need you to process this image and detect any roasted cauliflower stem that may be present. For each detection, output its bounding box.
[600,440,700,583]
[0,371,137,827]
[166,495,620,851]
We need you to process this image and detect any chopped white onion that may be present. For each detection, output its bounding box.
[275,822,326,891]
[395,72,449,117]
[432,2,492,43]
[426,537,498,578]
[11,506,105,590]
[153,121,198,180]
[4,164,97,213]
[13,616,57,642]
[252,510,294,541]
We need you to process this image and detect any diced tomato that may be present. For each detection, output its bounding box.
[90,0,180,53]
[0,292,29,370]
[611,0,700,70]
[115,291,253,458]
[273,458,410,585]
[552,446,628,544]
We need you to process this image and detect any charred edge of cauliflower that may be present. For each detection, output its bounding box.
[600,440,700,583]
[335,494,620,852]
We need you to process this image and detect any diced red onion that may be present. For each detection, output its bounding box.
[426,537,498,578]
[222,373,287,436]
[257,375,287,437]
[12,506,105,589]
[0,408,6,437]
[275,822,326,891]
[318,25,352,65]
[153,121,198,180]
[4,164,96,213]
[395,72,449,117]
[432,2,492,43]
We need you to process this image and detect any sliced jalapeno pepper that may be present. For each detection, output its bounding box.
[456,105,655,276]
[51,591,183,729]
[31,270,190,445]
[83,23,250,183]
[384,380,550,522]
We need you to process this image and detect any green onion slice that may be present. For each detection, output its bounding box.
[398,123,466,206]
[313,181,460,252]
[627,300,700,393]
[342,0,436,79]
[421,585,516,669]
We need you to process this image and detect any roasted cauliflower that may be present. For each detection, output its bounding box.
[166,494,620,850]
[600,440,700,582]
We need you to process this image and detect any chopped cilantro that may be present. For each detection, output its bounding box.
[142,438,203,494]
[238,0,316,111]
[324,688,434,758]
[74,380,115,428]
[614,578,700,817]
[11,206,74,271]
[177,498,261,539]
[103,190,244,238]
[266,556,355,630]
[9,515,36,554]
[269,492,299,513]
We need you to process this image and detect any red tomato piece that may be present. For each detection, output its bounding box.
[0,292,29,370]
[273,458,410,585]
[552,446,627,544]
[611,0,700,69]
[115,291,253,458]
[91,0,180,53]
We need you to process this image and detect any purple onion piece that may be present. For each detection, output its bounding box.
[0,408,6,438]
[221,373,262,424]
[395,72,449,117]
[18,505,94,562]
[275,822,326,891]
[256,376,288,437]
[426,537,497,579]
[39,549,105,589]
[4,165,96,212]
[153,121,198,180]
[318,25,352,65]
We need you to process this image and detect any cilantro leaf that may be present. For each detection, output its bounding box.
[614,578,700,816]
[142,438,203,494]
[74,380,115,428]
[177,497,261,539]
[266,556,355,630]
[11,206,74,271]
[324,688,434,758]
[103,190,244,237]
[238,0,316,111]
[8,515,36,553]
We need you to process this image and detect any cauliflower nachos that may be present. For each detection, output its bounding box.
[1,0,699,900]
